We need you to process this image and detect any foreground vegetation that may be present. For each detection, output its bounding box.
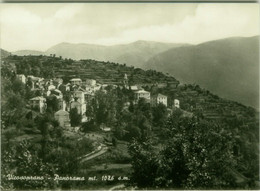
[1,55,259,190]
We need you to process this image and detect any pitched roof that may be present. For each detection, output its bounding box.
[70,78,82,81]
[130,85,138,90]
[30,96,46,101]
[55,110,69,115]
[135,89,150,94]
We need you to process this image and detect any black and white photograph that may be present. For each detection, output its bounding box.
[0,2,259,190]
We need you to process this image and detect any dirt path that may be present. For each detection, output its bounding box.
[80,144,108,163]
[109,184,125,191]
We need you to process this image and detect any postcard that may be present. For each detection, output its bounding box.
[1,1,259,190]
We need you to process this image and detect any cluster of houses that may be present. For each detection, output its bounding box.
[124,73,180,108]
[17,73,180,130]
[17,74,101,129]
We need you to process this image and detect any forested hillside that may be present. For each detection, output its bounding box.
[1,54,259,190]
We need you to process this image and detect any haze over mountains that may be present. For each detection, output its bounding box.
[10,36,259,109]
[145,36,259,109]
[14,50,44,56]
[13,41,188,68]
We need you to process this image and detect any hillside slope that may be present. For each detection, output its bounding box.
[145,36,259,109]
[1,48,11,59]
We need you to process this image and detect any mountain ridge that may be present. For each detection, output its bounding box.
[12,40,189,68]
[145,35,259,109]
[1,48,11,59]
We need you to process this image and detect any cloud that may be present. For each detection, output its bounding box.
[0,3,258,52]
[54,5,82,20]
[99,3,259,45]
[0,6,42,25]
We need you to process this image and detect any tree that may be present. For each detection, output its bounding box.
[31,66,41,76]
[26,77,33,89]
[125,125,141,141]
[113,123,126,140]
[6,93,26,111]
[37,114,52,160]
[159,116,237,189]
[12,78,26,96]
[81,120,98,133]
[3,127,18,146]
[1,141,56,190]
[70,108,82,127]
[46,96,59,113]
[152,103,168,127]
[128,139,159,188]
[112,137,117,147]
[129,101,134,112]
[128,114,240,189]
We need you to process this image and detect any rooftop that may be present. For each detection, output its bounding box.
[70,78,82,82]
[55,110,69,115]
[30,96,46,101]
[135,89,150,94]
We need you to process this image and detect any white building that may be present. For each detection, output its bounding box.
[129,85,139,91]
[134,89,150,101]
[29,96,46,113]
[151,93,167,107]
[174,99,180,108]
[86,79,96,86]
[48,84,56,91]
[27,76,44,90]
[54,110,71,128]
[70,78,82,86]
[73,91,85,104]
[17,74,26,84]
[85,83,101,93]
[93,84,102,92]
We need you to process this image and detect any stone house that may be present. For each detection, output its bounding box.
[134,89,150,101]
[17,74,26,84]
[151,93,167,107]
[54,110,71,128]
[29,96,46,113]
[70,78,82,86]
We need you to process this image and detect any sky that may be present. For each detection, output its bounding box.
[0,3,259,52]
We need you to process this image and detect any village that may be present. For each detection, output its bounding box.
[16,73,181,132]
